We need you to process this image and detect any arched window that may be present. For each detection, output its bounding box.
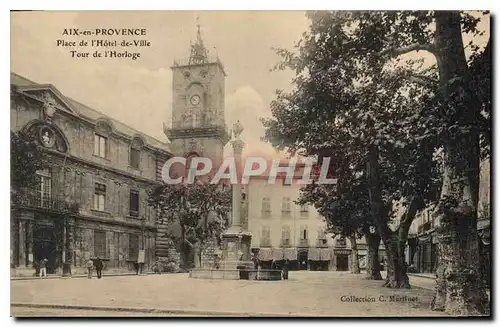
[300,225,308,240]
[130,136,144,169]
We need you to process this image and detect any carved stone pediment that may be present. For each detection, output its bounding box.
[17,85,79,118]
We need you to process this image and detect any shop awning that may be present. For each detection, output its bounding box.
[309,248,320,261]
[284,248,297,260]
[258,248,273,261]
[320,248,332,261]
[272,248,284,260]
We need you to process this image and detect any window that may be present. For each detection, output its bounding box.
[192,114,200,128]
[94,134,107,158]
[94,230,106,258]
[300,225,308,240]
[261,226,271,245]
[281,225,291,246]
[300,204,309,217]
[36,169,52,208]
[261,197,271,218]
[317,227,326,240]
[262,226,271,238]
[93,183,106,211]
[129,190,139,217]
[130,148,141,169]
[129,234,139,261]
[281,197,291,217]
[282,178,292,186]
[130,137,144,169]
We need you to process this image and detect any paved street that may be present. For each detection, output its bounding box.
[11,307,208,317]
[11,271,446,317]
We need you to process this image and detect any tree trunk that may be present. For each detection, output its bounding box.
[430,11,489,316]
[366,146,409,288]
[349,235,360,274]
[365,232,382,280]
[385,197,421,288]
[383,233,411,288]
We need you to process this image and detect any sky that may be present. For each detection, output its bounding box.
[11,11,310,158]
[11,11,489,159]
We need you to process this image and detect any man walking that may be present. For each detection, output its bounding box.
[39,259,47,278]
[282,259,290,280]
[94,257,104,279]
[85,258,94,279]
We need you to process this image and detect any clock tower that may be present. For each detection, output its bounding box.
[164,24,230,167]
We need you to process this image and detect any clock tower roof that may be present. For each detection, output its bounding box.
[189,23,208,65]
[171,19,226,76]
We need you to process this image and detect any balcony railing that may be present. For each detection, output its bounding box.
[281,210,291,218]
[12,189,80,213]
[280,239,292,248]
[260,238,272,247]
[298,238,309,248]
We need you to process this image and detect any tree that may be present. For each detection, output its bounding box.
[11,130,47,204]
[297,164,382,279]
[148,180,231,269]
[263,11,490,314]
[263,11,439,289]
[375,11,490,315]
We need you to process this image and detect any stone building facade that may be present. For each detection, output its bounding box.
[10,73,172,277]
[246,164,385,271]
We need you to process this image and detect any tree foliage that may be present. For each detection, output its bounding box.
[148,180,231,247]
[263,10,490,314]
[11,130,47,203]
[263,10,440,248]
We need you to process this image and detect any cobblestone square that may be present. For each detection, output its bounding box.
[11,271,445,317]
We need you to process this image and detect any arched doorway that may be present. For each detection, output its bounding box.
[33,225,59,274]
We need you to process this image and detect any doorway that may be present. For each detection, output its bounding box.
[33,225,59,274]
[297,250,308,270]
[336,254,349,271]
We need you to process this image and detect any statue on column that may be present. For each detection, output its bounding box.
[232,120,243,139]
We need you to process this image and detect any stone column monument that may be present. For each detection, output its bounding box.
[221,120,252,269]
[189,120,254,279]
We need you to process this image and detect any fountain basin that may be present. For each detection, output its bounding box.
[189,268,282,281]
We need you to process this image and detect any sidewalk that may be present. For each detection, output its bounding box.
[408,273,435,280]
[11,272,150,281]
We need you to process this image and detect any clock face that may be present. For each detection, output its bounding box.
[190,95,201,106]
